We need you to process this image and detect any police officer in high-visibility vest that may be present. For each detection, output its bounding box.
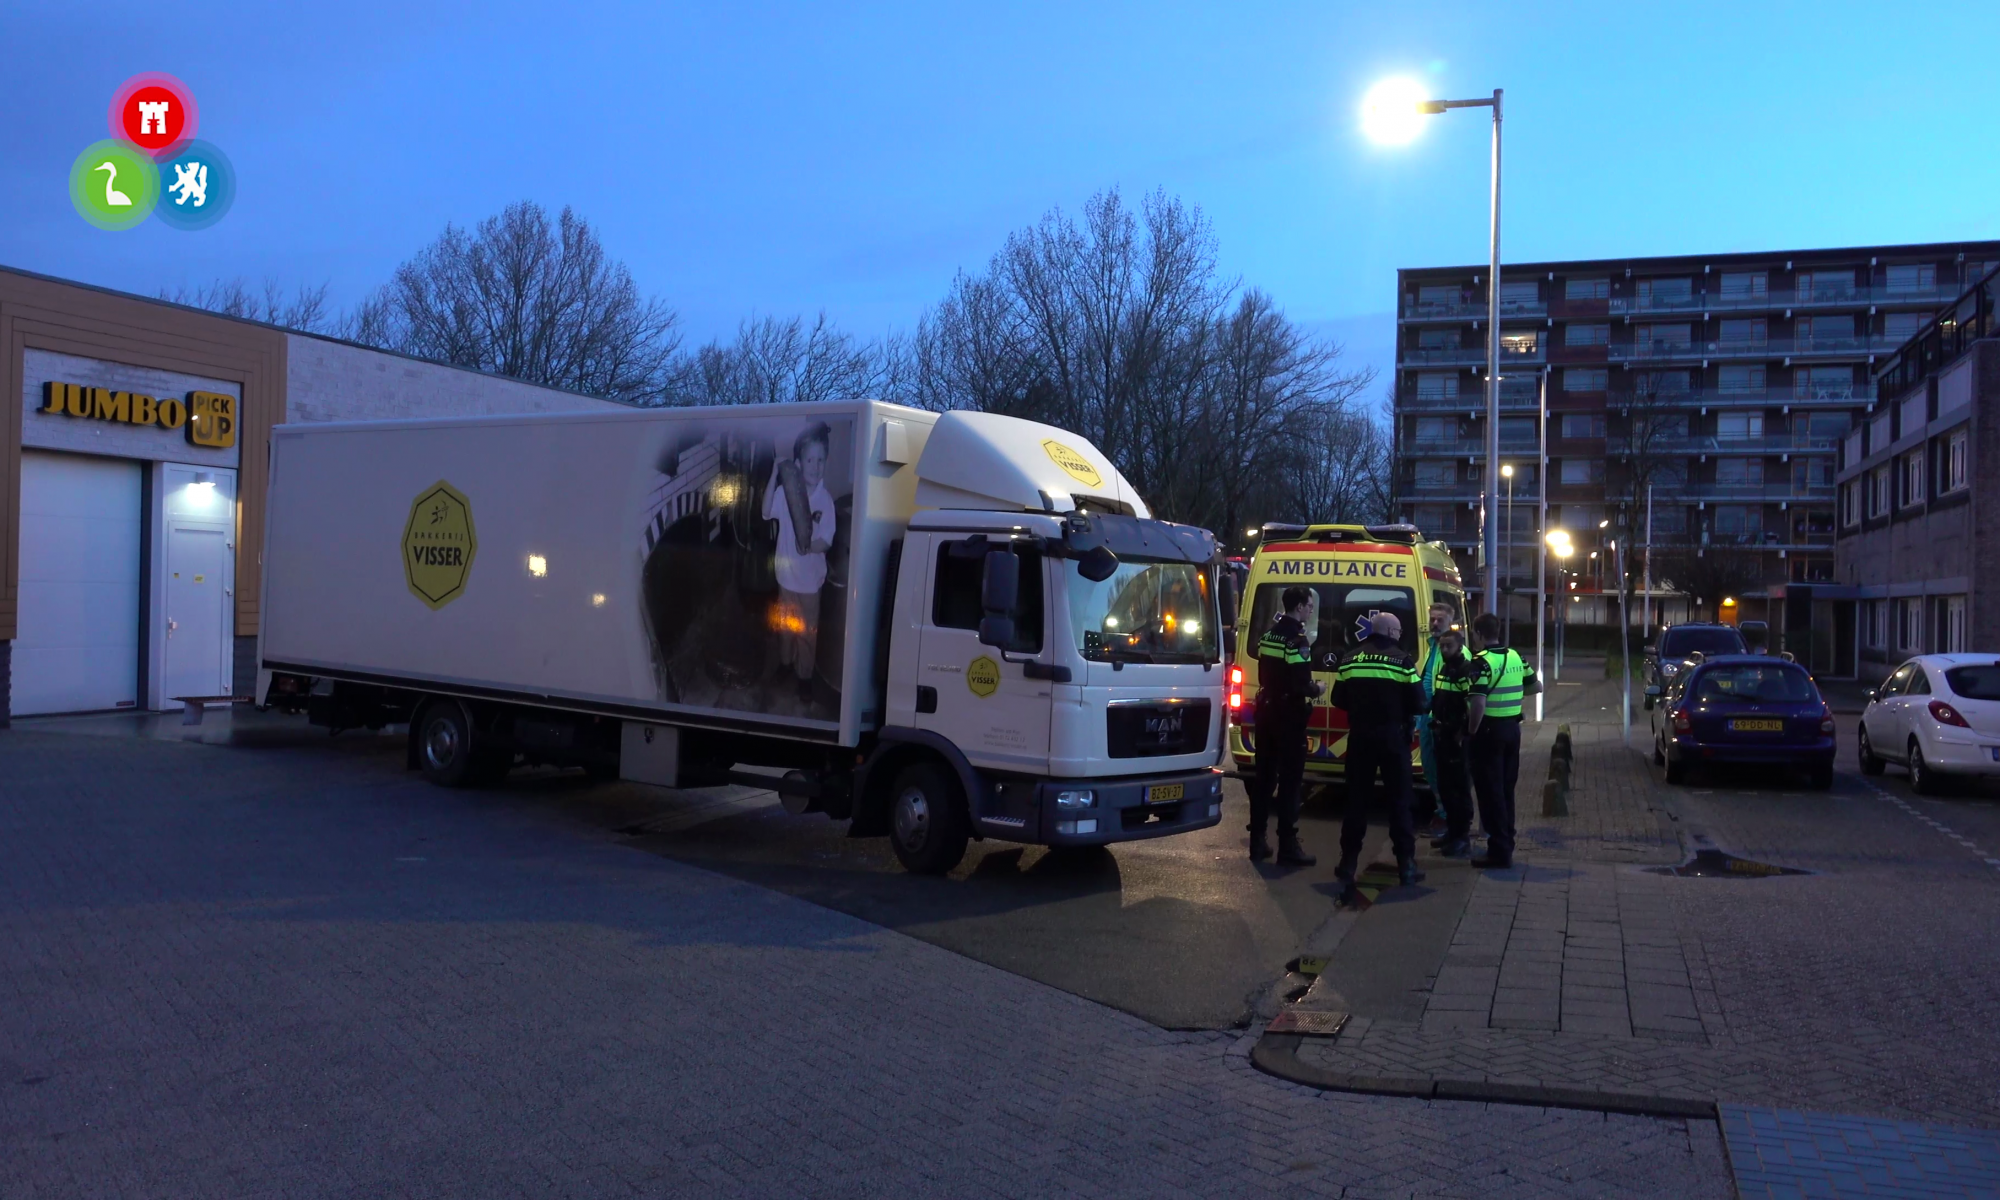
[1425,625,1481,859]
[1330,610,1430,888]
[1465,612,1542,869]
[1413,601,1457,838]
[1248,586,1323,866]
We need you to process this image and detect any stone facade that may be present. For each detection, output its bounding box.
[285,335,621,424]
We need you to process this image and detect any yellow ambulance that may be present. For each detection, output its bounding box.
[1226,523,1465,785]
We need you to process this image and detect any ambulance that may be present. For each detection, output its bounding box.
[1226,523,1464,786]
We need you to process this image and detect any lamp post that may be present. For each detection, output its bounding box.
[1535,368,1547,720]
[1545,528,1573,684]
[1501,463,1515,648]
[1364,78,1504,619]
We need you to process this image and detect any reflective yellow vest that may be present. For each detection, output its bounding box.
[1479,648,1527,718]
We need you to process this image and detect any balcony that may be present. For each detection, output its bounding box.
[1686,481,1836,502]
[1606,335,1898,364]
[1401,343,1547,367]
[1604,386,1869,409]
[1405,436,1545,458]
[1607,285,1957,316]
[1631,433,1840,456]
[1399,389,1544,412]
[1400,296,1549,322]
[1400,479,1485,501]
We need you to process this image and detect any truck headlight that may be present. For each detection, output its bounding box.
[1055,789,1095,809]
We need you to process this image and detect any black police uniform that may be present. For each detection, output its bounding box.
[1249,612,1319,851]
[1330,634,1429,871]
[1426,647,1483,851]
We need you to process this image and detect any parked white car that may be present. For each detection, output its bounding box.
[1858,654,2000,793]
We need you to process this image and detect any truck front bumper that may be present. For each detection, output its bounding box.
[1029,768,1225,847]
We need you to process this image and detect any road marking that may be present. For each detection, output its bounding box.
[1863,781,2000,875]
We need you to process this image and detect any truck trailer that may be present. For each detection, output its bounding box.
[257,401,1230,873]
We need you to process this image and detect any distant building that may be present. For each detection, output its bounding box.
[1834,268,2000,675]
[1392,240,2000,674]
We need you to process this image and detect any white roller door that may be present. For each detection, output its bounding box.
[13,451,142,715]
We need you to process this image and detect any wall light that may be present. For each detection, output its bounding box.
[527,554,548,578]
[591,593,606,608]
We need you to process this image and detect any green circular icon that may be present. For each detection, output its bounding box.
[70,139,159,230]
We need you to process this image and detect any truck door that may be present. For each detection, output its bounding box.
[916,538,1052,774]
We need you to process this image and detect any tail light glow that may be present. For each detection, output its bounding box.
[1227,665,1244,718]
[1671,708,1691,734]
[1820,702,1836,734]
[1929,699,1971,728]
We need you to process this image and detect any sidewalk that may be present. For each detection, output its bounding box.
[1258,679,2000,1134]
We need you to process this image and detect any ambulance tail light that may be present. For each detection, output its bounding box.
[1228,666,1244,718]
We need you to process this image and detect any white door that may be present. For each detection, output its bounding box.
[915,537,1052,773]
[13,451,142,715]
[162,524,229,701]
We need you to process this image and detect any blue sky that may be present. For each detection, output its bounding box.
[7,1,2000,396]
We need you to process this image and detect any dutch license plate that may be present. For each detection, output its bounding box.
[1147,783,1185,804]
[1729,718,1784,732]
[1989,747,2000,763]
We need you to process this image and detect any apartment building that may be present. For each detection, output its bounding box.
[1392,240,2000,659]
[1834,268,2000,675]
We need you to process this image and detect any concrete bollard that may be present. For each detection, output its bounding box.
[1543,723,1574,817]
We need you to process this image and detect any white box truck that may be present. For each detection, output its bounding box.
[257,401,1231,872]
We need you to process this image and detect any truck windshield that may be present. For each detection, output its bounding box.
[1068,559,1218,664]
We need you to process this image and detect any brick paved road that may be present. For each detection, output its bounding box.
[1293,677,2000,1130]
[0,729,1731,1198]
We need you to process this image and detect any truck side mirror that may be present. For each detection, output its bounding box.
[1218,572,1239,629]
[978,549,1019,649]
[1076,545,1119,582]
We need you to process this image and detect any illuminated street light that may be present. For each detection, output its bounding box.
[1365,75,1504,620]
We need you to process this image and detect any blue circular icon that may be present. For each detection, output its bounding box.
[154,140,235,230]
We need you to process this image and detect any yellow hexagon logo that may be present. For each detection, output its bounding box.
[402,481,478,610]
[1042,439,1103,488]
[966,655,1001,698]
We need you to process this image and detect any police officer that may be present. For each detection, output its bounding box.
[1465,612,1541,869]
[1414,601,1457,838]
[1424,625,1481,859]
[1331,611,1430,887]
[1248,586,1322,866]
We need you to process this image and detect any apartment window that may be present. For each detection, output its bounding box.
[1965,262,2000,288]
[1718,271,1769,299]
[1886,263,1938,293]
[1561,413,1607,439]
[1634,412,1688,440]
[1716,458,1765,486]
[1805,412,1849,440]
[1649,459,1691,489]
[1861,601,1882,649]
[1841,480,1861,528]
[1946,430,1969,492]
[1413,417,1456,443]
[1896,597,1922,650]
[1418,328,1461,348]
[1414,461,1456,487]
[1555,504,1604,528]
[1416,284,1464,308]
[1501,281,1540,307]
[1713,505,1763,538]
[1719,318,1768,346]
[1636,277,1693,306]
[1795,366,1853,400]
[1796,269,1856,301]
[1636,370,1690,395]
[1870,466,1892,516]
[1719,364,1767,393]
[1565,277,1610,301]
[1416,372,1459,400]
[1504,463,1538,485]
[1500,330,1539,355]
[1884,311,1929,341]
[1717,412,1765,441]
[1411,505,1454,534]
[1566,323,1610,346]
[1499,416,1536,442]
[1634,323,1692,350]
[1902,449,1926,505]
[1794,458,1835,489]
[1558,458,1605,485]
[1650,505,1688,533]
[1946,596,1968,653]
[1564,368,1609,391]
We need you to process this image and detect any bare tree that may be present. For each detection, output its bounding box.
[1651,538,1763,622]
[669,312,882,406]
[348,201,680,404]
[162,278,335,332]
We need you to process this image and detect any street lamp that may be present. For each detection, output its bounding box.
[1364,77,1504,622]
[1501,464,1515,647]
[1545,529,1573,680]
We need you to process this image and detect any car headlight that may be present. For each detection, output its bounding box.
[1055,789,1095,809]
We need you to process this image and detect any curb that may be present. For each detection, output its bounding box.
[1250,1031,1719,1121]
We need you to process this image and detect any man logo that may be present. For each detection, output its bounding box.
[1041,439,1103,488]
[402,481,478,610]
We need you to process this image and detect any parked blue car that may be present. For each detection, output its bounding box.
[1649,655,1837,789]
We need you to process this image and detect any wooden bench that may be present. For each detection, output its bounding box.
[171,695,250,726]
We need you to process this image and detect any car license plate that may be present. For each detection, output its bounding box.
[1990,747,2000,763]
[1729,718,1784,732]
[1147,783,1185,804]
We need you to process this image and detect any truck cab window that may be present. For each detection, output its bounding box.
[933,543,1044,653]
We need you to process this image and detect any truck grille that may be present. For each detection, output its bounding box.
[1106,700,1211,758]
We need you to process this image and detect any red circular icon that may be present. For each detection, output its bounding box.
[109,73,198,160]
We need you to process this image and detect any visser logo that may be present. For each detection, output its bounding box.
[966,656,1001,698]
[402,481,478,610]
[1041,439,1103,488]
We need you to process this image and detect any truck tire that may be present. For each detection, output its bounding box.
[416,699,480,788]
[887,762,970,875]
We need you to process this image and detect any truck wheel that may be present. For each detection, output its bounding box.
[416,699,479,788]
[887,763,970,875]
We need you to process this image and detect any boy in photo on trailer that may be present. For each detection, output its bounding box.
[764,421,835,707]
